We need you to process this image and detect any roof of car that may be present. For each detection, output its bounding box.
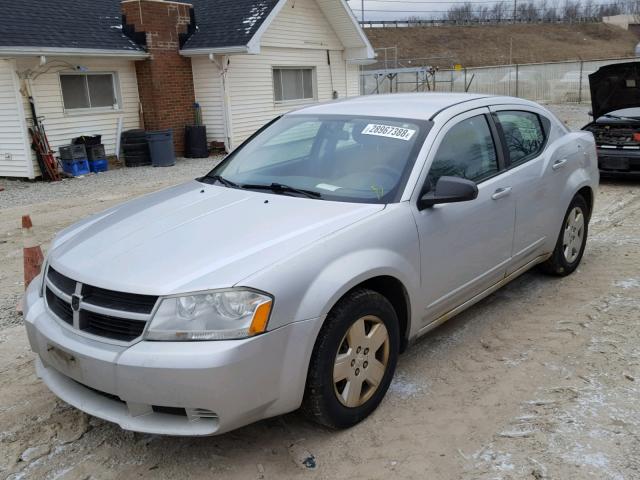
[288,93,498,121]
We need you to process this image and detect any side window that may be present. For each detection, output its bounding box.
[428,115,498,187]
[495,111,545,165]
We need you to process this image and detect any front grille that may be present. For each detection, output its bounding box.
[48,267,77,295]
[82,284,158,314]
[45,267,158,342]
[81,311,147,342]
[45,287,73,325]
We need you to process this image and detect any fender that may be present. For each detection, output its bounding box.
[240,204,421,331]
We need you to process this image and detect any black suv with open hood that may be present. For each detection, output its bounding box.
[582,61,640,176]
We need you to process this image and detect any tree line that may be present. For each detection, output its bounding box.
[404,0,638,23]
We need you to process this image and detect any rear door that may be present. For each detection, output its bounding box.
[411,108,516,323]
[490,107,577,273]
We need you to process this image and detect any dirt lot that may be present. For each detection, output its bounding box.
[365,23,638,68]
[1,104,639,480]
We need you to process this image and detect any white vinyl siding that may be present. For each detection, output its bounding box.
[16,57,140,177]
[191,56,226,145]
[188,0,368,150]
[261,0,343,50]
[227,47,352,147]
[0,59,32,178]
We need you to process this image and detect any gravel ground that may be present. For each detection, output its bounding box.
[1,104,640,480]
[0,157,219,209]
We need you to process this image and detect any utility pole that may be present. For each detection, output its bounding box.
[513,0,517,23]
[361,0,365,23]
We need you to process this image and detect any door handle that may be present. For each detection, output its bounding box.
[492,187,512,200]
[552,158,568,170]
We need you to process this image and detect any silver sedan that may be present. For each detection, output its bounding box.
[24,93,599,435]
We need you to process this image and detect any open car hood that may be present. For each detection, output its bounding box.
[590,61,640,119]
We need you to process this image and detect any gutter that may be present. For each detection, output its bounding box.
[180,46,249,57]
[0,47,149,59]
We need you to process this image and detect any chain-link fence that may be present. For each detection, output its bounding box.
[361,57,639,103]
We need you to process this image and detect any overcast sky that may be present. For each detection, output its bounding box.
[345,0,468,21]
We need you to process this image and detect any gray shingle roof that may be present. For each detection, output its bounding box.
[183,0,280,50]
[0,0,144,52]
[0,0,281,53]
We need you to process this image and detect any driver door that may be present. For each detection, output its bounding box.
[411,108,516,325]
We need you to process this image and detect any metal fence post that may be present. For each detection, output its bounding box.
[578,60,584,103]
[515,63,519,97]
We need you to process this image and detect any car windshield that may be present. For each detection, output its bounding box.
[203,114,430,204]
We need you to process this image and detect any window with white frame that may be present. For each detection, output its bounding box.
[272,67,315,103]
[59,73,119,111]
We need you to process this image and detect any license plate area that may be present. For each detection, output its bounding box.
[45,343,83,381]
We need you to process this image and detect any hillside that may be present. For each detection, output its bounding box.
[364,23,639,69]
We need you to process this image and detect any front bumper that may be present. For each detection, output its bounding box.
[597,147,640,175]
[23,278,322,436]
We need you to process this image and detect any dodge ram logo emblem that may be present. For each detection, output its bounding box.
[71,294,82,312]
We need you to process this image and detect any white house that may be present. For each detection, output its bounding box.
[183,0,375,149]
[0,0,374,179]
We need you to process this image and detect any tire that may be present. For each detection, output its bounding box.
[540,194,589,276]
[302,288,399,429]
[122,142,149,153]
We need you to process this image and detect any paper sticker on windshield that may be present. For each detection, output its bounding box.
[361,124,416,141]
[316,183,341,192]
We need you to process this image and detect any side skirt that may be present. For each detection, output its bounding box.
[413,253,552,341]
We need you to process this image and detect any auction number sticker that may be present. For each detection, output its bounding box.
[361,124,416,141]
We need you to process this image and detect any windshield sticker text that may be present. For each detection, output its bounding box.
[361,124,416,141]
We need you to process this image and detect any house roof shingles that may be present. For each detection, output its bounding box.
[0,0,280,53]
[0,0,144,52]
[183,0,279,50]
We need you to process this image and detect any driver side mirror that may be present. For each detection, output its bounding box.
[418,176,478,210]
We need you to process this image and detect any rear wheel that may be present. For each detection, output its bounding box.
[540,194,589,276]
[302,289,399,429]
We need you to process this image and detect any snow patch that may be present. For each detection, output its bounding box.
[242,2,270,34]
[614,278,640,289]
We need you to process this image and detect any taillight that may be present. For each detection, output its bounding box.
[633,133,640,142]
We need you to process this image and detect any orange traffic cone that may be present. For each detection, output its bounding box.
[22,214,44,290]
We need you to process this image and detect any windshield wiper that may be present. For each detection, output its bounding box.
[240,182,322,199]
[201,174,239,188]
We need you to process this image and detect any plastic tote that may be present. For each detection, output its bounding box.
[146,129,176,167]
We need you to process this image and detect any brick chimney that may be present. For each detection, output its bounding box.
[121,0,197,156]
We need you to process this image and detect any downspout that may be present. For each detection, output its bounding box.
[210,53,233,152]
[13,62,36,179]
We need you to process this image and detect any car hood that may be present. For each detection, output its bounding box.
[49,181,383,295]
[589,61,640,119]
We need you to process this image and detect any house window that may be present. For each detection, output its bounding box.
[60,73,119,111]
[273,68,315,103]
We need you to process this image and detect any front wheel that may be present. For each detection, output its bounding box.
[302,288,399,429]
[540,194,589,276]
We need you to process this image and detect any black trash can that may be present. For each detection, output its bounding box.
[185,125,208,158]
[146,129,176,167]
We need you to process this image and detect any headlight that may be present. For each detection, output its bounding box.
[39,257,49,298]
[145,289,273,341]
